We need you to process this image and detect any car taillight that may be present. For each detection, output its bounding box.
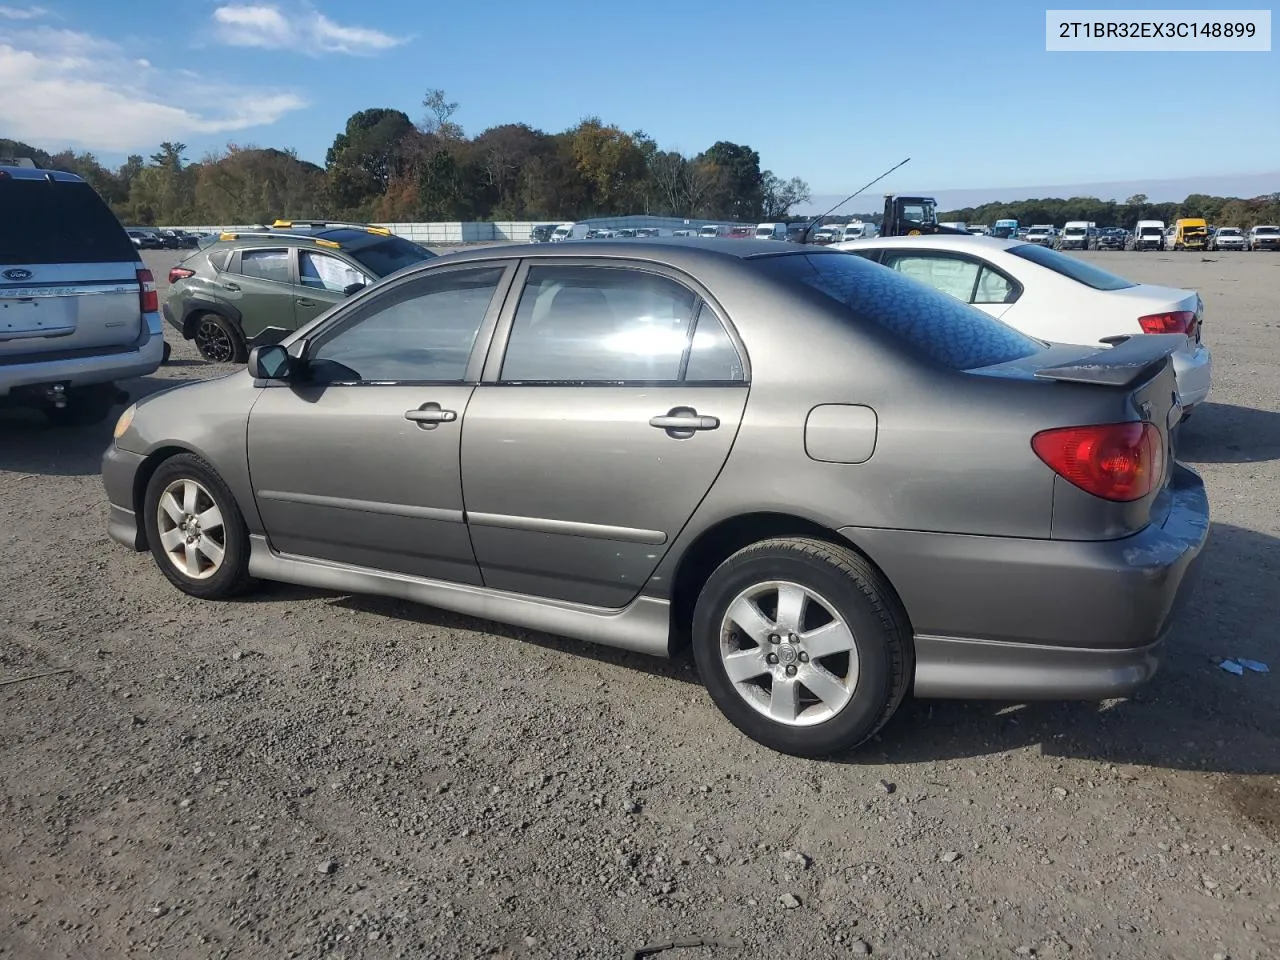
[168,266,195,285]
[138,268,158,313]
[1032,422,1164,502]
[1138,310,1196,336]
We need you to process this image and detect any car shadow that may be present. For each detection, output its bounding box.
[0,373,195,477]
[1179,401,1280,464]
[327,591,702,686]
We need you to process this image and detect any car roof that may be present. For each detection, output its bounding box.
[831,234,1024,254]
[422,237,845,270]
[208,226,395,253]
[0,165,85,183]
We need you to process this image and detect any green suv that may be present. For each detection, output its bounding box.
[163,221,436,362]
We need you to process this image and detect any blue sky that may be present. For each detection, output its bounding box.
[1,0,1276,203]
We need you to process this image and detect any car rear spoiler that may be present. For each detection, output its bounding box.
[1033,333,1184,388]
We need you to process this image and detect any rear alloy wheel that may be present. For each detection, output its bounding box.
[192,312,247,364]
[692,537,912,757]
[143,453,255,600]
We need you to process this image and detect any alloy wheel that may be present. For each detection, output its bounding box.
[155,478,226,580]
[194,317,235,363]
[718,580,858,726]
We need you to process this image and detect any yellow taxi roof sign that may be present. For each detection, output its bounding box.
[271,219,293,228]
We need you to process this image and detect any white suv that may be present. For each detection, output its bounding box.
[1,163,164,424]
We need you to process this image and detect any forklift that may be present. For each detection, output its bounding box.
[878,194,969,238]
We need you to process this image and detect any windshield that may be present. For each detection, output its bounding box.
[1255,226,1280,235]
[757,252,1042,371]
[1218,229,1241,236]
[900,201,935,225]
[1008,243,1137,291]
[346,236,437,277]
[1064,227,1086,236]
[1139,227,1162,235]
[1,178,136,265]
[755,227,773,237]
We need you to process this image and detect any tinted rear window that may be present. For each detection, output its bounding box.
[345,236,437,277]
[1006,243,1136,291]
[758,252,1042,371]
[0,178,136,265]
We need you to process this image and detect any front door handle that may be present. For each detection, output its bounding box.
[404,402,458,430]
[296,298,316,307]
[650,407,720,438]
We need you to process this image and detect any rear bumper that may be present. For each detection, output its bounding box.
[0,325,164,397]
[841,463,1209,700]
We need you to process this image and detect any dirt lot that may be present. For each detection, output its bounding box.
[2,249,1278,960]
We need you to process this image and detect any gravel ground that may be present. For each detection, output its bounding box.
[2,249,1278,960]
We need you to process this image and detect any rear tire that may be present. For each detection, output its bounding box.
[692,537,912,757]
[42,384,117,426]
[192,312,247,364]
[143,453,256,600]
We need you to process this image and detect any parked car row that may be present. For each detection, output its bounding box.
[126,228,202,250]
[530,220,881,245]
[962,219,1277,253]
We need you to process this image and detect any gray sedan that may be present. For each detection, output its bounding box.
[102,240,1208,756]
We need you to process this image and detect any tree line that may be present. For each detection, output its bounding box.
[1,89,811,227]
[939,192,1280,230]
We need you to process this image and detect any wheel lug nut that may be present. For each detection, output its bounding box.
[785,664,797,677]
[768,634,780,644]
[766,653,778,665]
[799,652,809,663]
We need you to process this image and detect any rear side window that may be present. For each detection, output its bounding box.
[1007,243,1136,291]
[238,248,291,283]
[0,178,135,265]
[208,248,231,272]
[757,253,1042,371]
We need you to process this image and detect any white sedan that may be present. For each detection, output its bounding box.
[829,235,1213,414]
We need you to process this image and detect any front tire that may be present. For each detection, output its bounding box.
[192,312,247,364]
[692,537,912,757]
[143,453,256,600]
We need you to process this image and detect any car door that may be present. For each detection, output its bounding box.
[225,246,296,343]
[460,260,749,608]
[877,249,1020,320]
[245,262,515,583]
[294,249,372,328]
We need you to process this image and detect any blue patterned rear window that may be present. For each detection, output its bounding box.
[758,253,1043,371]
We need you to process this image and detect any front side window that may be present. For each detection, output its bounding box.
[237,248,291,283]
[306,267,504,384]
[500,266,699,382]
[300,251,368,292]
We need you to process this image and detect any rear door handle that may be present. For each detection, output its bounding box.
[650,407,720,438]
[296,298,316,307]
[404,402,458,429]
[221,282,240,292]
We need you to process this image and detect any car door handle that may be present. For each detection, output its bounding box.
[296,298,316,307]
[404,402,458,429]
[650,408,720,437]
[221,282,240,291]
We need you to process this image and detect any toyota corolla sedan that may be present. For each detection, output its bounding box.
[831,234,1214,418]
[102,240,1208,757]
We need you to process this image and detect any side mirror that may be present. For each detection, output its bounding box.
[247,343,293,380]
[343,282,367,297]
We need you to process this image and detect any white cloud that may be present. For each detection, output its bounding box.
[212,4,406,55]
[0,5,47,19]
[0,26,307,152]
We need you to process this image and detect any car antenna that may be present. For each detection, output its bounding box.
[798,157,911,245]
